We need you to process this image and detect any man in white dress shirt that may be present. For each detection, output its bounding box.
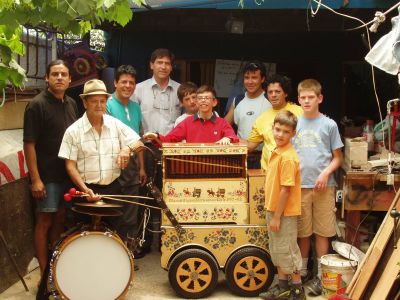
[59,79,144,201]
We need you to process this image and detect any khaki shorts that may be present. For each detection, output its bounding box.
[266,212,302,274]
[298,187,336,238]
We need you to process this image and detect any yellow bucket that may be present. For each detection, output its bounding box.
[321,254,357,298]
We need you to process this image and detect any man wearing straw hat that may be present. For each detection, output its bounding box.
[58,79,144,202]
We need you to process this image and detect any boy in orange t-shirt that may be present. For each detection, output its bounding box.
[259,110,304,300]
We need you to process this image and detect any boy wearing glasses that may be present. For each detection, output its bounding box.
[144,85,238,145]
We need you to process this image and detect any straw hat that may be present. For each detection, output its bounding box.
[79,79,111,100]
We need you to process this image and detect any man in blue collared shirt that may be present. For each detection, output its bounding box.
[132,49,180,254]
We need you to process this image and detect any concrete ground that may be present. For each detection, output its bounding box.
[1,252,325,300]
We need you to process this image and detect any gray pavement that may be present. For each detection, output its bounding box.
[1,252,324,299]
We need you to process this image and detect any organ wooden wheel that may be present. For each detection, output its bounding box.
[168,249,218,299]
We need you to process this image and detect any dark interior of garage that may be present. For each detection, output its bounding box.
[101,7,399,127]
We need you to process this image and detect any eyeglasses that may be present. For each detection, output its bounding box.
[196,96,214,101]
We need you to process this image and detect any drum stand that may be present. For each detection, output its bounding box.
[91,215,103,231]
[72,201,123,231]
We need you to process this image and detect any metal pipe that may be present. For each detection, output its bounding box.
[390,208,400,249]
[33,29,39,77]
[24,27,30,76]
[51,32,57,61]
[386,98,400,172]
[45,32,49,75]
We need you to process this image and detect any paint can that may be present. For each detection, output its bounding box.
[321,254,357,298]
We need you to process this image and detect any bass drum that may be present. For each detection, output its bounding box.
[49,230,134,300]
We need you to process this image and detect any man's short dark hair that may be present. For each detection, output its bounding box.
[115,65,137,82]
[46,59,69,77]
[243,60,266,78]
[265,74,292,98]
[150,48,175,64]
[177,81,198,102]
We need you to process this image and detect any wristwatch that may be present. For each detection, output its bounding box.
[127,144,134,155]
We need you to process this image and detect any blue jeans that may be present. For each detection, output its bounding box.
[36,182,69,213]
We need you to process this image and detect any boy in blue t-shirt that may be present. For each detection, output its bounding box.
[292,79,343,296]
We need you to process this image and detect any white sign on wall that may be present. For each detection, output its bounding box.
[213,59,276,98]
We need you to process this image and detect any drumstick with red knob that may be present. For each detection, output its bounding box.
[69,188,86,196]
[65,188,153,200]
[64,188,160,210]
[63,188,86,202]
[63,193,73,202]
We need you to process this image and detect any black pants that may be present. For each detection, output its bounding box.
[247,151,262,169]
[140,143,163,251]
[118,184,141,238]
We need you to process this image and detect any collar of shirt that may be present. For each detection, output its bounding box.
[272,143,292,155]
[44,89,67,104]
[193,111,217,123]
[151,76,173,90]
[111,93,126,107]
[82,112,113,133]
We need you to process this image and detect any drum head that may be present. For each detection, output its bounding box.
[54,232,133,300]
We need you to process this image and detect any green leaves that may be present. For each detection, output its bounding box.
[0,0,148,89]
[0,25,25,88]
[104,0,132,26]
[104,0,116,9]
[132,0,146,6]
[0,60,26,90]
[79,20,92,34]
[62,0,98,19]
[0,26,24,61]
[0,45,12,65]
[0,0,15,11]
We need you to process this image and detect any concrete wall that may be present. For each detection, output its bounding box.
[0,178,35,293]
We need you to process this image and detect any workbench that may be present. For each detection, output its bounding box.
[342,170,399,247]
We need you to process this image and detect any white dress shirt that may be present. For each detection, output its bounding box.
[59,113,140,185]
